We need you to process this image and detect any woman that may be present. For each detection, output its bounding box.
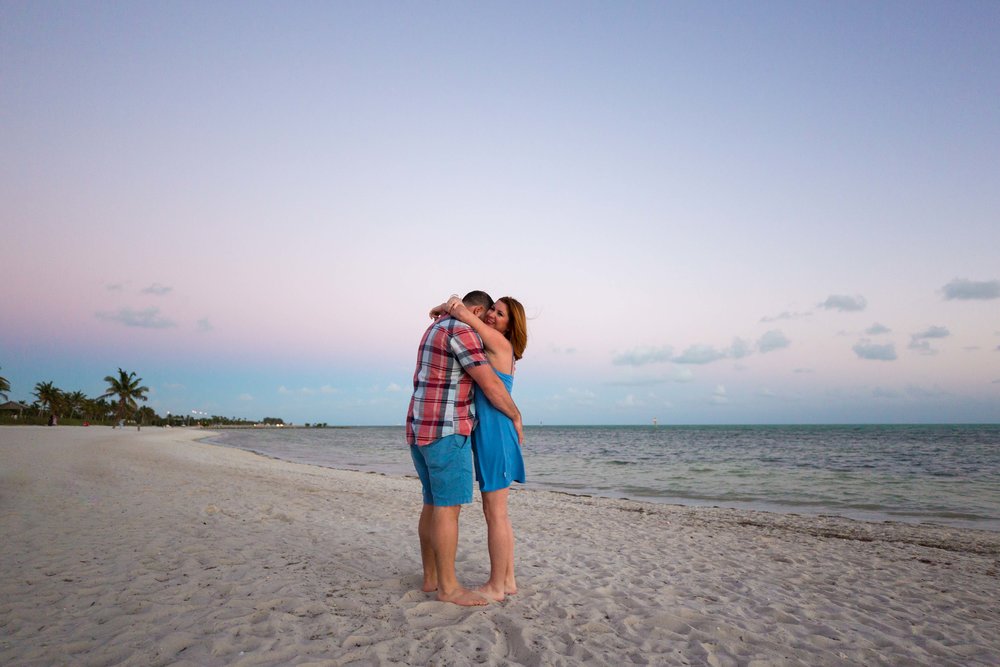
[431,294,527,601]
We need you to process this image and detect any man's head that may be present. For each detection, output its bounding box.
[462,290,494,320]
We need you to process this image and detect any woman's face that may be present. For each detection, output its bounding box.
[485,301,510,334]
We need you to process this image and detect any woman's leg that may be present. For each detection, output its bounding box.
[479,488,516,600]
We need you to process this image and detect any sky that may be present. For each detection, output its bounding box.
[2,1,999,425]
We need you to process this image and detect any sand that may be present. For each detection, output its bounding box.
[1,426,998,666]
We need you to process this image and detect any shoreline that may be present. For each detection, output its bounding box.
[203,425,1000,533]
[2,425,998,665]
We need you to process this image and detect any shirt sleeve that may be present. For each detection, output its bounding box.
[449,325,489,370]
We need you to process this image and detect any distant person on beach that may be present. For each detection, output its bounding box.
[406,290,524,606]
[430,294,528,601]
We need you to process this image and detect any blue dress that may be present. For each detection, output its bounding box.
[472,368,525,492]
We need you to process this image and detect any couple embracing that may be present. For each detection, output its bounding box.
[405,290,528,606]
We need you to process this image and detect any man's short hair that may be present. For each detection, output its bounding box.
[463,290,493,311]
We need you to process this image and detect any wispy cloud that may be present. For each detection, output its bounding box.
[760,310,811,323]
[384,383,401,393]
[568,387,596,405]
[710,385,728,405]
[674,344,728,365]
[729,337,753,359]
[196,318,213,332]
[908,325,949,354]
[616,393,644,408]
[106,282,126,292]
[819,294,867,312]
[942,278,999,301]
[612,346,673,366]
[238,394,253,401]
[866,322,891,335]
[96,307,175,329]
[608,367,694,386]
[757,330,790,353]
[142,283,172,296]
[853,340,897,361]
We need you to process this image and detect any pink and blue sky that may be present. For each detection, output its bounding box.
[2,2,998,424]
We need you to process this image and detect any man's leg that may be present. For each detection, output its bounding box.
[418,503,437,592]
[479,488,515,601]
[430,504,487,606]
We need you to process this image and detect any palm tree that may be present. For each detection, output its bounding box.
[65,391,88,419]
[102,368,149,423]
[33,381,62,418]
[0,367,9,400]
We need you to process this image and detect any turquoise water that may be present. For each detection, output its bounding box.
[204,424,1000,531]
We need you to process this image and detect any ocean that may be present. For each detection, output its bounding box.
[202,424,1000,532]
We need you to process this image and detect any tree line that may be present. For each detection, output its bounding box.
[0,367,280,427]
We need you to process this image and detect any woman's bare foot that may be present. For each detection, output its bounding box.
[422,581,438,593]
[437,587,490,606]
[477,583,506,602]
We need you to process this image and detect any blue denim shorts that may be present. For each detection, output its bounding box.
[410,434,473,506]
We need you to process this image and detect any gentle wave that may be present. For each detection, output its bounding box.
[204,424,1000,531]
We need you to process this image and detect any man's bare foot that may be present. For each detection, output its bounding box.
[477,583,506,602]
[422,581,438,593]
[437,587,490,606]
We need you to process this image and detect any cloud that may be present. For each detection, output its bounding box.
[673,368,694,383]
[278,386,291,394]
[913,325,950,339]
[106,283,126,292]
[710,385,728,405]
[819,294,867,312]
[908,325,950,354]
[853,340,897,361]
[866,323,891,335]
[142,283,172,296]
[674,344,728,365]
[794,368,814,374]
[321,385,341,394]
[384,383,401,393]
[238,394,253,401]
[568,388,596,405]
[196,318,213,332]
[729,337,753,359]
[757,330,790,353]
[942,278,1000,301]
[96,307,175,329]
[612,346,673,366]
[616,393,644,408]
[609,367,697,386]
[760,311,811,323]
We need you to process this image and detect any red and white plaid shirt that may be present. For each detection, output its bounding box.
[406,317,489,446]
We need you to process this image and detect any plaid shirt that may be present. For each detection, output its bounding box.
[406,316,489,446]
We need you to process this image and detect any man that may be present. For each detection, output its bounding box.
[406,290,524,606]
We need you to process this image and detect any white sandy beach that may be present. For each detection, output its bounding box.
[1,426,998,666]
